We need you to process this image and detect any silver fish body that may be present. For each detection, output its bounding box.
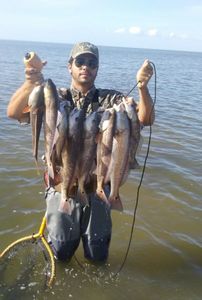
[53,101,70,166]
[106,103,131,211]
[77,111,101,205]
[58,139,74,215]
[44,79,59,181]
[59,108,86,214]
[96,108,115,205]
[28,85,45,162]
[123,97,141,169]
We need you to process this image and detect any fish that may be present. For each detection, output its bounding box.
[77,111,101,205]
[96,108,116,205]
[106,103,131,211]
[122,97,141,169]
[28,84,45,163]
[58,108,86,214]
[52,101,70,166]
[58,139,75,215]
[43,79,59,183]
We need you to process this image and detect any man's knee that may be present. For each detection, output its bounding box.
[45,187,81,261]
[81,190,112,263]
[82,235,111,262]
[49,238,80,261]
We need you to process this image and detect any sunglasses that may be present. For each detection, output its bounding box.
[74,57,98,69]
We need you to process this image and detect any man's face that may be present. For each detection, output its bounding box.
[68,53,98,87]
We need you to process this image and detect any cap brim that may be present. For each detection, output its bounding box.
[73,51,98,59]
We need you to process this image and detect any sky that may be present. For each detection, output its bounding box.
[0,0,202,52]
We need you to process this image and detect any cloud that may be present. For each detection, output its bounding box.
[129,26,141,34]
[114,27,125,33]
[115,25,141,35]
[167,32,188,40]
[147,28,158,37]
[114,25,190,43]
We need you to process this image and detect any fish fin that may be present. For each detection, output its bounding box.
[129,158,140,170]
[136,134,143,155]
[58,198,74,215]
[108,194,123,212]
[22,105,30,113]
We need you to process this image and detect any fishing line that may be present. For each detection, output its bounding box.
[125,81,140,97]
[112,61,157,277]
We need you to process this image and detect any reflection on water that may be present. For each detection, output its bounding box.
[0,40,202,299]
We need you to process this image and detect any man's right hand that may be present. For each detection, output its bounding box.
[25,67,45,84]
[24,52,47,84]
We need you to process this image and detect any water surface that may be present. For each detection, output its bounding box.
[0,40,202,300]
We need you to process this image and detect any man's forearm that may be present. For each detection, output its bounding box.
[137,86,155,126]
[7,80,34,122]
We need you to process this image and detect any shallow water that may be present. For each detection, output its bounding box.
[0,40,202,300]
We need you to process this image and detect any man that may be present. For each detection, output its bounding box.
[7,42,155,263]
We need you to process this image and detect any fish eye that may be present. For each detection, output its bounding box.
[25,52,31,60]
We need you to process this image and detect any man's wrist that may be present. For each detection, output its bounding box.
[137,82,147,90]
[25,72,44,84]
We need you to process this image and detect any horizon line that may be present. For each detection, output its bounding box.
[1,38,202,54]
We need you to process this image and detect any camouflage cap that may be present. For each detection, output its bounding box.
[69,42,99,61]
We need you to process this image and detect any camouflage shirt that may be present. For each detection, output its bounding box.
[58,85,124,114]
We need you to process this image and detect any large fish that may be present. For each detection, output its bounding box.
[122,97,141,169]
[58,139,74,215]
[52,101,70,166]
[28,84,45,163]
[59,108,86,214]
[77,111,101,205]
[106,103,130,211]
[43,79,59,182]
[96,108,116,205]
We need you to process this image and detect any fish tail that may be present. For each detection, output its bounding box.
[34,159,41,176]
[108,194,123,212]
[129,158,140,169]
